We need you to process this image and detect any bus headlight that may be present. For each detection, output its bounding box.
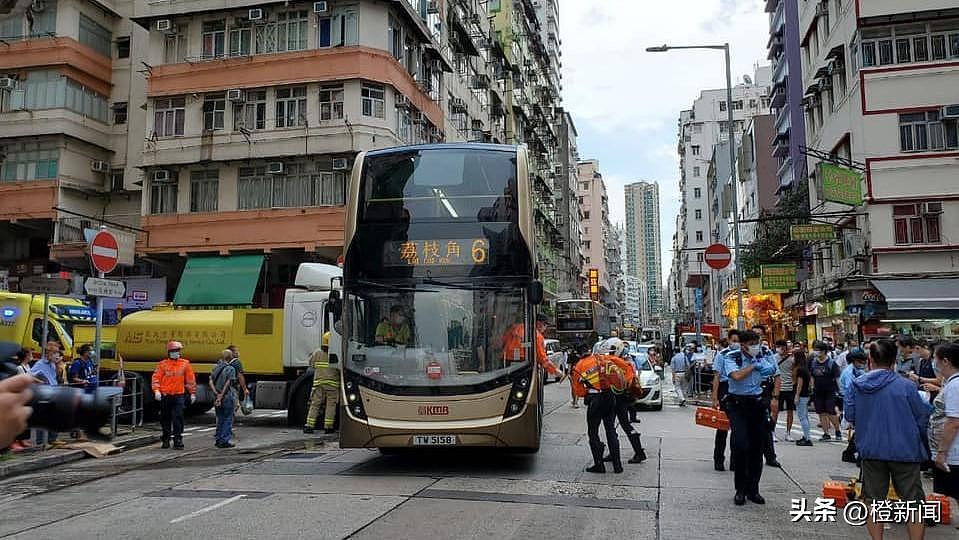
[343,372,367,420]
[348,393,358,403]
[504,368,533,419]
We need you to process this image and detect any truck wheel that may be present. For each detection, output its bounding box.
[287,373,313,427]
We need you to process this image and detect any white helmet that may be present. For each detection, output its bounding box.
[603,337,627,358]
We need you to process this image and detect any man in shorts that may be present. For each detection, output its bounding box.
[845,339,930,540]
[772,340,796,441]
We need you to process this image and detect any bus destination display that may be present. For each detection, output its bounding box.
[383,239,489,267]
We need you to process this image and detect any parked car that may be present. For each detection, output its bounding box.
[628,351,664,411]
[544,339,568,382]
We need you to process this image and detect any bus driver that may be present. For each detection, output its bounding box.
[375,305,412,346]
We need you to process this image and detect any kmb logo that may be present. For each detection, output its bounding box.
[417,405,449,416]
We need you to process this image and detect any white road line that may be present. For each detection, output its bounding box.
[169,495,246,524]
[196,427,216,432]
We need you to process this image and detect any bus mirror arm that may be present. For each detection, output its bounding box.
[528,281,544,305]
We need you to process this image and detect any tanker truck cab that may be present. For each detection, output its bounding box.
[0,292,94,357]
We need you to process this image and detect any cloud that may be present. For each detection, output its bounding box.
[559,0,768,289]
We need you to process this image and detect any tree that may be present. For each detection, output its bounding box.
[739,179,810,278]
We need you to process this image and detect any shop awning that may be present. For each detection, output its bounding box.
[173,255,264,306]
[873,278,959,312]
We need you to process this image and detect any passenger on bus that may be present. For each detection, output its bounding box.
[375,306,412,346]
[500,314,562,378]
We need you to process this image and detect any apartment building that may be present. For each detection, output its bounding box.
[767,0,808,190]
[624,181,663,325]
[798,0,959,342]
[554,109,583,297]
[673,69,771,321]
[576,159,611,304]
[0,0,147,289]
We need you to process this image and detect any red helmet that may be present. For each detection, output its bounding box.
[166,340,184,352]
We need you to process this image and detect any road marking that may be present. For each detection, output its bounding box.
[196,427,215,432]
[169,494,246,524]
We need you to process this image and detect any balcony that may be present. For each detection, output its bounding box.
[0,109,114,151]
[0,37,112,95]
[0,180,57,221]
[770,82,787,109]
[769,0,785,35]
[772,56,788,85]
[140,206,345,255]
[50,214,143,262]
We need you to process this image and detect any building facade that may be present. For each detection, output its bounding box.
[576,159,611,304]
[797,0,959,343]
[624,181,662,325]
[555,109,583,297]
[767,0,807,191]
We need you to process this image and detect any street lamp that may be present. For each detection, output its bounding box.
[647,42,746,331]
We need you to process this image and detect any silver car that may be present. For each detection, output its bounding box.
[544,339,567,382]
[628,351,664,411]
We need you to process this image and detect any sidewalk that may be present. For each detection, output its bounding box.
[0,428,161,480]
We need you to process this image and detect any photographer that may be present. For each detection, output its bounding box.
[0,374,33,449]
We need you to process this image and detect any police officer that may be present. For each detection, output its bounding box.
[723,330,777,505]
[711,329,740,471]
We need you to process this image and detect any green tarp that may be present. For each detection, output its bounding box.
[173,255,263,306]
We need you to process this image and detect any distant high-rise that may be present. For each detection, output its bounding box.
[624,181,663,325]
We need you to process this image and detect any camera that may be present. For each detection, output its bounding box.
[1,349,114,435]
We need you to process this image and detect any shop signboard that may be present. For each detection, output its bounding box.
[819,163,863,206]
[760,264,797,293]
[823,298,846,316]
[789,224,836,241]
[862,289,885,303]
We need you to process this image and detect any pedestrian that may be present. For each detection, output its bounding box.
[895,335,918,375]
[13,348,31,375]
[909,341,938,402]
[571,346,627,474]
[792,350,814,447]
[809,340,842,441]
[152,341,197,450]
[303,332,339,434]
[226,344,250,402]
[68,344,97,391]
[569,344,590,409]
[845,338,930,540]
[30,341,63,448]
[670,344,692,406]
[839,348,867,462]
[598,338,647,465]
[723,330,776,505]
[210,349,237,448]
[711,329,740,471]
[773,340,796,441]
[929,342,959,512]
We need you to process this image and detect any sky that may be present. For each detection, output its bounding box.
[558,0,769,284]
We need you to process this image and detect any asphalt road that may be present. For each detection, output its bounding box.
[1,379,956,539]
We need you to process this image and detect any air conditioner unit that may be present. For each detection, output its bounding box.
[427,1,440,14]
[248,8,263,20]
[313,1,329,14]
[152,170,171,183]
[227,89,246,102]
[0,77,16,91]
[156,19,173,32]
[921,202,943,215]
[267,162,285,175]
[90,160,110,173]
[331,158,349,170]
[941,104,959,119]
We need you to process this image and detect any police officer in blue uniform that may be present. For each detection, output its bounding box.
[723,330,777,506]
[711,329,740,471]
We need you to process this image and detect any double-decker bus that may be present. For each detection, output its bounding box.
[338,143,545,451]
[554,299,611,349]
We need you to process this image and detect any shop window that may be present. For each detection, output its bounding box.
[893,203,942,244]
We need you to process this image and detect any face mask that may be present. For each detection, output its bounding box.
[169,351,181,360]
[748,345,761,356]
[728,343,741,351]
[933,359,942,376]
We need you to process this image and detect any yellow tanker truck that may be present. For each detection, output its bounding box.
[94,263,342,425]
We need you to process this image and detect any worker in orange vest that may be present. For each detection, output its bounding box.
[152,340,197,450]
[501,314,563,379]
[571,345,631,473]
[597,338,648,464]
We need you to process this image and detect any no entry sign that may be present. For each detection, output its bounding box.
[89,230,119,274]
[704,243,732,270]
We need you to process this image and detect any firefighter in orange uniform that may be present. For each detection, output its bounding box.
[501,314,563,379]
[571,342,629,473]
[152,340,197,450]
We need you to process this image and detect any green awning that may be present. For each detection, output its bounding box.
[174,255,263,306]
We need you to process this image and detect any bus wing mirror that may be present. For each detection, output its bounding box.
[528,281,544,305]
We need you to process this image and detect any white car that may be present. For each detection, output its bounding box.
[544,339,568,382]
[628,351,664,411]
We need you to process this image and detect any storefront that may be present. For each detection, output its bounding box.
[869,278,959,341]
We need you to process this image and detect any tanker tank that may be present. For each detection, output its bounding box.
[117,308,235,364]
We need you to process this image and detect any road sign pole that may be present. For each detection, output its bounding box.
[41,292,50,355]
[94,270,104,388]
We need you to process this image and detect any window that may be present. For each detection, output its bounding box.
[79,14,112,57]
[319,84,344,121]
[11,71,108,122]
[237,165,345,209]
[899,111,957,152]
[895,38,911,63]
[154,97,185,137]
[878,39,894,65]
[862,23,959,68]
[693,166,700,177]
[932,35,947,60]
[362,84,385,118]
[277,10,308,52]
[761,96,770,108]
[583,210,590,220]
[275,87,306,128]
[693,123,703,134]
[695,209,702,220]
[202,94,225,131]
[719,121,728,133]
[693,187,702,198]
[749,99,757,108]
[150,176,178,214]
[202,20,225,58]
[732,100,743,110]
[914,36,929,62]
[113,102,127,125]
[861,41,876,67]
[893,203,941,244]
[0,141,59,182]
[235,89,266,130]
[691,145,701,156]
[229,21,252,56]
[116,37,130,59]
[190,170,218,212]
[719,101,727,111]
[164,26,188,64]
[695,231,703,242]
[580,182,589,190]
[389,15,403,60]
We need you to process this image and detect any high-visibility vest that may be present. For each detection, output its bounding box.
[310,349,339,388]
[573,354,633,395]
